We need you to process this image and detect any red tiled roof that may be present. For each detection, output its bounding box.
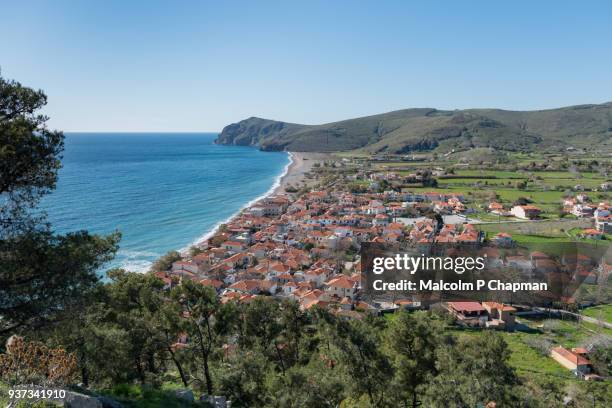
[552,346,590,366]
[448,301,485,313]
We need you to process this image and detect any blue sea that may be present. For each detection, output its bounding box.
[40,133,289,273]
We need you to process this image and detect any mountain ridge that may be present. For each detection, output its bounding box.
[215,102,612,153]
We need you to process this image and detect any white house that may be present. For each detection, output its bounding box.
[510,205,541,220]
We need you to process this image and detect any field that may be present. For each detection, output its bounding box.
[450,315,612,403]
[363,155,611,221]
[582,304,612,324]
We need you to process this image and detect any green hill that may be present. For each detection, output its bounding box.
[215,103,612,153]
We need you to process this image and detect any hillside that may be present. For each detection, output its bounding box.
[215,103,612,153]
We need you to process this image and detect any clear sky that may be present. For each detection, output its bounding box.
[1,0,611,132]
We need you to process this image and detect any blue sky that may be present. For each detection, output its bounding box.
[1,0,611,132]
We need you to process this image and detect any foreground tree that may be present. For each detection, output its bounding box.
[384,311,446,408]
[423,332,520,407]
[0,73,118,337]
[172,280,237,394]
[332,317,392,407]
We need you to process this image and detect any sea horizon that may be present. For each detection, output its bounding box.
[40,132,290,273]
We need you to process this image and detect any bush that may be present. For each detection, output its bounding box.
[0,336,76,386]
[524,336,553,356]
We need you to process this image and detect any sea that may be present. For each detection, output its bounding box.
[39,133,290,273]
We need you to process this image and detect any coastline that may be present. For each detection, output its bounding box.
[182,151,296,252]
[183,151,326,253]
[272,151,321,195]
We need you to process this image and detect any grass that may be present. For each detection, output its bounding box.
[476,219,591,237]
[582,304,612,325]
[451,315,612,386]
[451,328,576,380]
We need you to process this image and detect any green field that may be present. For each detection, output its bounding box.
[582,304,612,325]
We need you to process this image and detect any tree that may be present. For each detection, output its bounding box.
[423,332,519,407]
[172,280,237,394]
[0,73,119,337]
[332,317,392,407]
[94,269,168,385]
[189,245,204,257]
[0,74,63,234]
[384,311,445,408]
[237,297,286,374]
[150,250,182,272]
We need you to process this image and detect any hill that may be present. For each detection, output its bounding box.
[215,103,612,153]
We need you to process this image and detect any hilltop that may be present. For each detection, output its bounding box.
[215,103,612,153]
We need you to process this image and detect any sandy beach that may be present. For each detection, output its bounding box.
[273,151,329,195]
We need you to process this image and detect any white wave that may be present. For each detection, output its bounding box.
[180,152,294,254]
[113,249,159,273]
[119,259,153,274]
[119,249,161,258]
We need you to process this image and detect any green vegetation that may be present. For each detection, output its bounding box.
[216,103,612,153]
[101,383,208,408]
[582,305,612,325]
[2,72,611,408]
[0,73,119,337]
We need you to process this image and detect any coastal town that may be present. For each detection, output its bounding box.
[154,152,611,381]
[3,4,612,405]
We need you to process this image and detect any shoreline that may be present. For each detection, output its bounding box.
[177,150,329,257]
[272,151,321,195]
[181,151,298,253]
[183,151,327,252]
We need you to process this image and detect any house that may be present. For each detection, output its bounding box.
[576,193,590,203]
[325,275,358,299]
[304,267,330,287]
[482,302,516,329]
[550,346,591,375]
[572,204,595,218]
[595,215,612,233]
[227,280,261,295]
[447,301,487,326]
[223,241,246,252]
[199,279,224,292]
[372,214,389,226]
[171,261,198,274]
[282,281,298,295]
[492,232,513,247]
[580,229,604,240]
[154,271,175,290]
[258,279,278,295]
[510,205,541,220]
[488,202,507,215]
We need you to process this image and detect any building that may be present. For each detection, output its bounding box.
[595,215,612,233]
[510,205,541,220]
[447,301,487,326]
[325,275,358,299]
[492,232,513,247]
[580,229,604,240]
[482,302,516,329]
[550,347,591,376]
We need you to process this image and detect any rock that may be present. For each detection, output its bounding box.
[97,395,124,408]
[200,394,228,408]
[64,391,103,408]
[174,388,194,402]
